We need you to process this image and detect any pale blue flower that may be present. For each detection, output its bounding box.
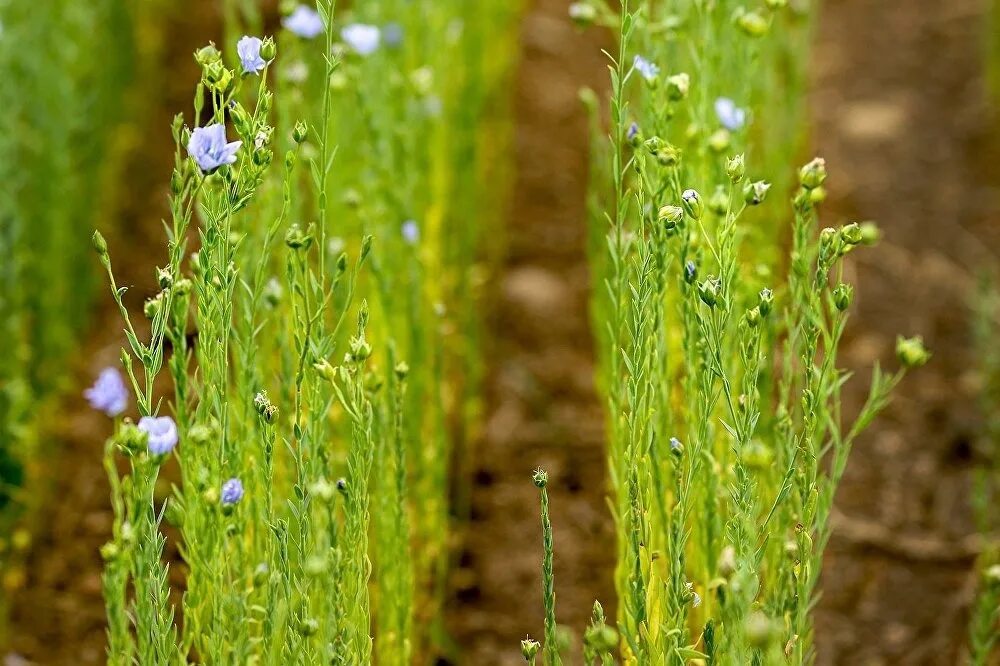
[237,36,266,74]
[714,97,746,131]
[221,478,244,505]
[633,55,659,82]
[401,220,419,245]
[284,5,324,39]
[627,122,640,142]
[139,416,178,456]
[383,22,403,48]
[341,23,380,55]
[85,367,128,417]
[187,124,242,172]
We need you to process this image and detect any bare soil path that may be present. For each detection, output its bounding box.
[812,0,1000,663]
[444,1,615,663]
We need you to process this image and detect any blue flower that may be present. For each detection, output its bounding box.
[383,22,403,48]
[84,367,129,417]
[633,55,659,82]
[714,97,747,131]
[237,36,266,74]
[341,23,381,55]
[684,261,697,284]
[627,122,640,142]
[283,5,324,39]
[221,478,244,506]
[401,220,419,245]
[187,124,242,172]
[138,416,178,456]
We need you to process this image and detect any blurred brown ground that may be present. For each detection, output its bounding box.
[4,0,999,664]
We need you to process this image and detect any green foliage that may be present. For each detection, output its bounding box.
[95,1,518,663]
[0,0,139,621]
[541,1,924,664]
[969,275,1000,665]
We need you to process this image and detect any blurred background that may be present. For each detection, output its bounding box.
[0,0,998,664]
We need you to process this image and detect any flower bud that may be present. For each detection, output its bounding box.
[349,336,372,362]
[684,260,698,284]
[840,222,863,246]
[100,541,120,562]
[665,72,690,101]
[726,154,746,182]
[532,468,548,488]
[736,10,769,37]
[746,306,761,327]
[229,102,252,138]
[669,437,684,458]
[293,120,308,144]
[833,283,853,311]
[299,618,319,636]
[521,638,540,661]
[626,122,641,148]
[92,230,108,257]
[744,180,771,205]
[194,43,221,67]
[708,129,730,153]
[144,294,163,320]
[658,205,684,231]
[681,189,702,219]
[310,477,336,503]
[698,277,720,308]
[203,487,220,504]
[260,36,277,62]
[708,187,728,216]
[170,168,185,196]
[157,267,173,289]
[656,143,681,167]
[859,221,881,245]
[568,2,597,26]
[896,336,930,368]
[284,223,313,250]
[718,545,737,577]
[758,287,774,317]
[798,157,827,190]
[746,612,778,648]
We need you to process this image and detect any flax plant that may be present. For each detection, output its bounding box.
[969,275,1000,665]
[538,1,930,664]
[91,1,518,663]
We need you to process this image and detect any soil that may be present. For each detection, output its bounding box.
[443,2,614,664]
[4,0,1000,664]
[810,0,1000,663]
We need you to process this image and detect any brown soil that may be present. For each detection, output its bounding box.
[443,2,614,664]
[4,0,1000,665]
[811,0,1000,663]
